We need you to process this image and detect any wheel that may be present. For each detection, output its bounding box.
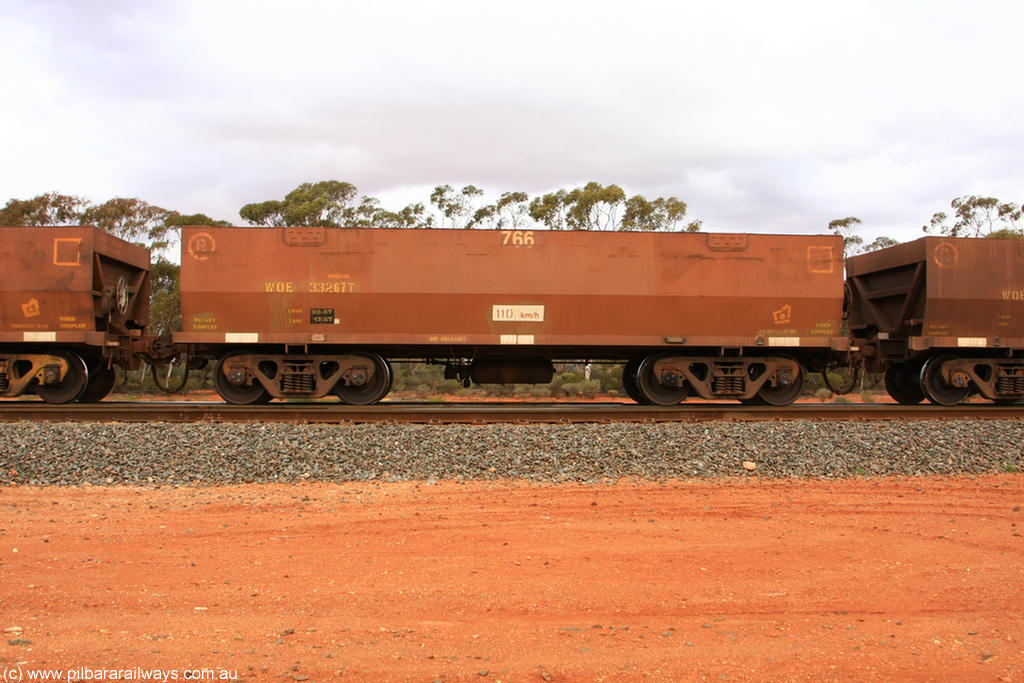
[35,351,89,404]
[635,355,689,406]
[79,365,117,402]
[621,358,646,404]
[335,353,393,405]
[754,359,805,406]
[152,355,189,394]
[214,354,271,405]
[884,362,925,404]
[921,354,970,406]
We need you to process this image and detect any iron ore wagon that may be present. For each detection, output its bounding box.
[178,226,847,405]
[847,236,1024,405]
[0,226,154,402]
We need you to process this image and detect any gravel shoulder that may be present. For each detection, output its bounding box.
[1,420,1022,485]
[2,475,1023,682]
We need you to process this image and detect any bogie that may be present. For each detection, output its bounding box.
[625,354,806,406]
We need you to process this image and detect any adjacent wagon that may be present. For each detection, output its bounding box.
[0,226,153,402]
[847,236,1024,404]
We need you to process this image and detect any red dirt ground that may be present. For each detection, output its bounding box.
[2,476,1022,682]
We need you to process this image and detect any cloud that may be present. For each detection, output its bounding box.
[2,0,1022,238]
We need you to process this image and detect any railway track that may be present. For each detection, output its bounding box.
[0,401,1022,424]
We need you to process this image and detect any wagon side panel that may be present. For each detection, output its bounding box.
[178,226,845,354]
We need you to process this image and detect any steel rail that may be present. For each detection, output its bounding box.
[0,401,1022,424]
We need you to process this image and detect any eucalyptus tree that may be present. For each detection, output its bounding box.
[429,184,484,228]
[0,192,87,226]
[925,195,1022,238]
[621,195,696,231]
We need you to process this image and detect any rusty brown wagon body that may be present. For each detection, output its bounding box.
[178,226,846,405]
[0,226,153,402]
[847,236,1024,405]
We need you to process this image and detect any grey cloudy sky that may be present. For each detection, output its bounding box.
[2,0,1022,242]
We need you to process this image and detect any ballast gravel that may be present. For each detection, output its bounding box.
[0,420,1022,486]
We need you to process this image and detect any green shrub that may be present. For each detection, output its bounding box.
[560,379,602,398]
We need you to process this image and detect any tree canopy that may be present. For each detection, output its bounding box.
[241,180,434,229]
[239,180,359,227]
[0,191,228,252]
[240,179,699,232]
[924,195,1022,238]
[829,193,1022,258]
[828,217,901,255]
[0,192,87,226]
[828,216,864,254]
[622,195,699,232]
